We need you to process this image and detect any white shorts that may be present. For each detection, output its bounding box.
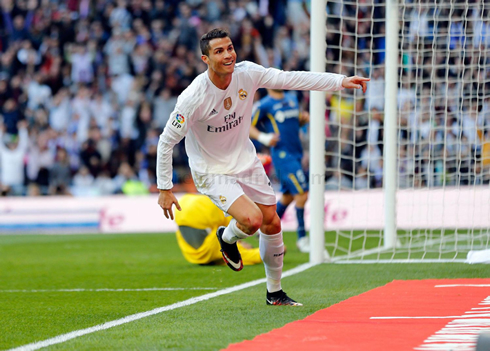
[191,157,276,212]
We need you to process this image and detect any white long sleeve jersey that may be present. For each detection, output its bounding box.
[157,61,345,190]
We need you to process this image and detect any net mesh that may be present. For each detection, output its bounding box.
[322,0,490,262]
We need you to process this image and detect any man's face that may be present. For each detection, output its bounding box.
[202,37,236,76]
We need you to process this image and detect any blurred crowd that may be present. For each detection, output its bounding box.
[0,0,311,196]
[0,0,488,197]
[322,0,490,190]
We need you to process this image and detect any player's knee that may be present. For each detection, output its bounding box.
[239,211,263,233]
[248,212,263,233]
[262,212,281,233]
[269,214,282,232]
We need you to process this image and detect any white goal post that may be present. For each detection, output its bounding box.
[309,0,490,263]
[309,0,328,264]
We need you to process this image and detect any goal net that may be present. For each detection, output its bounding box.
[319,0,490,262]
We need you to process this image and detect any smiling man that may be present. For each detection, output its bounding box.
[157,28,369,306]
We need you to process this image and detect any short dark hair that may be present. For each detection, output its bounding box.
[200,28,230,56]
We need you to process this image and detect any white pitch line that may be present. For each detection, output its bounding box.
[371,314,490,320]
[7,262,315,351]
[0,288,218,292]
[371,316,476,320]
[436,284,490,288]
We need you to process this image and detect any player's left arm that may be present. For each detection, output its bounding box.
[245,61,369,94]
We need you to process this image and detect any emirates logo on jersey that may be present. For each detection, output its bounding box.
[238,89,247,100]
[206,112,244,133]
[224,97,232,110]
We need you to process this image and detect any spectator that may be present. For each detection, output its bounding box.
[361,144,383,188]
[365,67,384,111]
[26,72,52,112]
[94,170,116,195]
[2,98,21,134]
[67,43,95,84]
[80,138,103,178]
[104,28,134,76]
[49,88,71,132]
[49,147,72,195]
[0,120,29,195]
[113,161,136,193]
[71,86,92,143]
[71,165,95,196]
[111,72,134,106]
[26,129,55,192]
[110,0,132,30]
[89,91,114,137]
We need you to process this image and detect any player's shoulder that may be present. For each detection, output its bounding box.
[175,73,209,115]
[177,72,208,102]
[235,60,266,74]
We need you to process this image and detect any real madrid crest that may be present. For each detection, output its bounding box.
[224,97,232,110]
[219,195,227,204]
[238,89,248,100]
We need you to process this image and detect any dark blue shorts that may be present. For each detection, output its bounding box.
[273,153,308,195]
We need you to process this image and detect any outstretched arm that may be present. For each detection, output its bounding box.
[342,76,370,93]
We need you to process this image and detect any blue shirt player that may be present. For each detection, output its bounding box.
[250,89,310,253]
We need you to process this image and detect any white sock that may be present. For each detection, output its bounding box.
[259,230,284,293]
[222,218,249,244]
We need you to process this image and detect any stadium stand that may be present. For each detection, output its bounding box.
[0,0,488,197]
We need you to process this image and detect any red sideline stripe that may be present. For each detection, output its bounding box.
[225,279,490,351]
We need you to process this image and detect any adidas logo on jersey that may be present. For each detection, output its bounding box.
[209,109,218,116]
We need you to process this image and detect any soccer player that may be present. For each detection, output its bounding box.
[157,28,368,306]
[249,89,311,253]
[174,193,262,266]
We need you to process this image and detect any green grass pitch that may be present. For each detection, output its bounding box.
[0,232,488,350]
